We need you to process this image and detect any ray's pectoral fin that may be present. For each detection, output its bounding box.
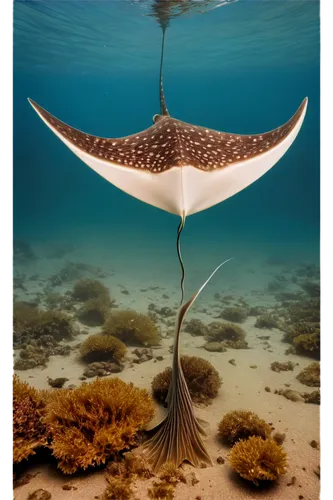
[27,98,184,216]
[182,98,308,215]
[28,96,308,219]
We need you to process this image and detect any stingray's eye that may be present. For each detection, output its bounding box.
[153,114,162,123]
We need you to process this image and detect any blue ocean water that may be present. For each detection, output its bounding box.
[12,5,321,496]
[13,0,320,284]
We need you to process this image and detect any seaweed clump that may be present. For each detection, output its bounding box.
[158,462,186,485]
[184,318,208,336]
[35,310,75,341]
[293,331,320,358]
[14,343,49,370]
[296,362,320,387]
[228,436,288,484]
[219,307,247,323]
[13,302,42,345]
[14,303,75,345]
[72,278,110,302]
[44,378,155,474]
[14,336,71,370]
[101,477,133,500]
[148,481,175,500]
[77,297,111,326]
[280,298,320,352]
[79,334,127,363]
[13,375,48,464]
[206,322,248,349]
[103,310,160,346]
[152,355,222,405]
[106,452,153,480]
[218,410,271,445]
[255,314,279,329]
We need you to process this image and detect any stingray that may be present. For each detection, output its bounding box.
[28,0,307,472]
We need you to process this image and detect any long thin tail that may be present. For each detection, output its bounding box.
[173,257,234,368]
[176,214,186,305]
[165,255,233,428]
[159,26,169,116]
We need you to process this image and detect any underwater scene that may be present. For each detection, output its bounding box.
[13,0,320,499]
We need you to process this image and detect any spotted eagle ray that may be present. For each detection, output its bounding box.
[28,0,307,472]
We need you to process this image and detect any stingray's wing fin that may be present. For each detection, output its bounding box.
[28,99,183,215]
[29,97,307,218]
[179,98,308,215]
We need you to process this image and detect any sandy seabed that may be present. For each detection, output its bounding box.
[13,245,320,500]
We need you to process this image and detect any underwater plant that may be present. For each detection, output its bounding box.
[228,436,288,484]
[293,331,320,358]
[102,477,133,500]
[158,462,186,485]
[13,375,48,463]
[77,297,111,326]
[103,309,160,346]
[79,334,127,363]
[152,355,221,405]
[44,378,155,473]
[218,410,271,445]
[183,318,208,336]
[206,321,245,347]
[254,314,279,329]
[296,362,320,387]
[248,306,266,316]
[282,321,318,344]
[36,309,75,341]
[219,307,247,323]
[72,278,110,302]
[14,302,41,336]
[14,303,75,345]
[14,343,49,370]
[284,298,320,325]
[148,481,175,500]
[107,452,153,480]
